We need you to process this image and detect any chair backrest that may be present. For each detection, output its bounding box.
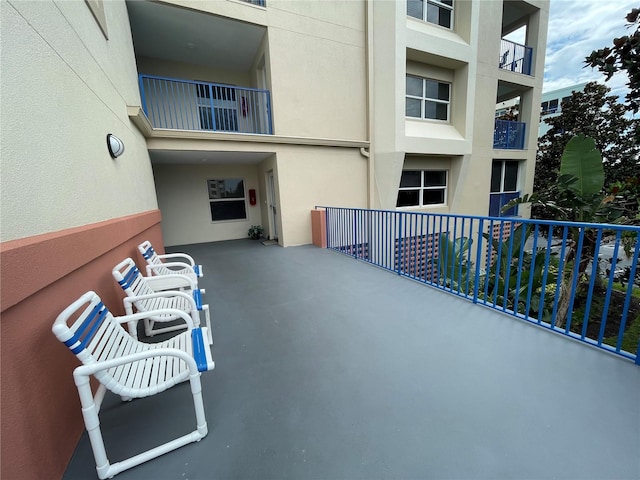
[52,291,136,387]
[138,240,161,267]
[113,258,155,299]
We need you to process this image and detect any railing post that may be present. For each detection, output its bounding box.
[266,91,273,134]
[138,75,148,115]
[208,84,217,131]
[353,209,358,259]
[473,218,484,303]
[325,208,330,249]
[397,213,403,275]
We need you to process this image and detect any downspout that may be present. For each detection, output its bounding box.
[360,146,371,208]
[363,0,375,209]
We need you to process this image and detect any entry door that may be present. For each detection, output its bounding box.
[267,170,278,240]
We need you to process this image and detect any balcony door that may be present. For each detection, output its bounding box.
[196,84,239,132]
[489,160,519,217]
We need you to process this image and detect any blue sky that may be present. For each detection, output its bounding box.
[542,0,637,97]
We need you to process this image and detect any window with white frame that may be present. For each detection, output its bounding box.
[406,75,451,121]
[407,0,453,29]
[490,161,518,194]
[207,178,247,221]
[397,170,447,207]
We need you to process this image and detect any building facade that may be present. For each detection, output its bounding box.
[538,82,587,136]
[0,0,548,478]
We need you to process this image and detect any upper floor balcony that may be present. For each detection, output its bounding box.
[499,38,533,75]
[493,118,526,149]
[139,74,273,135]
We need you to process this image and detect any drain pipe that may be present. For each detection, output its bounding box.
[363,0,375,209]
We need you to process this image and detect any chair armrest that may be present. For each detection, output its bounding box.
[146,261,197,274]
[73,348,199,378]
[114,309,195,329]
[145,273,197,291]
[123,290,197,309]
[156,253,196,266]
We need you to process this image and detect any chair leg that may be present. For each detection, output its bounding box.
[144,319,155,337]
[188,370,208,438]
[74,374,112,479]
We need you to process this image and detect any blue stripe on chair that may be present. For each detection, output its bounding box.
[193,265,201,276]
[119,266,140,290]
[193,290,203,310]
[64,302,107,354]
[191,328,209,372]
[82,307,108,346]
[142,247,154,260]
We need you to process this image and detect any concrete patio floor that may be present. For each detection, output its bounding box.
[63,240,640,480]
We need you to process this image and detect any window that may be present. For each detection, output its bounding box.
[397,170,447,207]
[406,76,451,121]
[540,98,559,116]
[207,178,247,221]
[407,0,453,29]
[489,161,519,216]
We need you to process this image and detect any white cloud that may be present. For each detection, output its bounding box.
[543,0,637,100]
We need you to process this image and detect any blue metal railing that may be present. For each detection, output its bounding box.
[494,119,526,149]
[139,74,273,134]
[320,206,640,365]
[499,39,533,75]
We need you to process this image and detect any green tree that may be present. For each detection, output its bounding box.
[534,82,639,220]
[585,7,640,113]
[506,135,630,326]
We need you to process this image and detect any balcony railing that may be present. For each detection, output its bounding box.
[489,191,519,217]
[494,119,526,149]
[241,0,265,5]
[499,39,533,75]
[321,206,640,365]
[139,74,273,134]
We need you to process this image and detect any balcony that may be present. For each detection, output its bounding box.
[241,0,266,5]
[499,38,533,75]
[62,226,639,478]
[493,119,526,149]
[139,74,273,134]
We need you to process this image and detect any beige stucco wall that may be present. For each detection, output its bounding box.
[372,0,548,217]
[153,162,263,246]
[264,1,367,141]
[0,0,158,242]
[276,146,368,246]
[150,143,367,247]
[137,56,252,87]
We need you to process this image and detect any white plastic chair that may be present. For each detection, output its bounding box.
[138,240,202,284]
[112,258,212,344]
[52,291,214,480]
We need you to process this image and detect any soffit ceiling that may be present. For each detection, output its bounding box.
[126,0,266,70]
[149,150,273,165]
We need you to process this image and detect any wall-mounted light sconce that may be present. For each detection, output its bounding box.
[106,134,125,159]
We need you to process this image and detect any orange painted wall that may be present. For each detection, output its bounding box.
[1,210,164,480]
